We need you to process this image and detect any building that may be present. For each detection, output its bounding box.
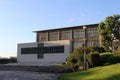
[17,23,99,65]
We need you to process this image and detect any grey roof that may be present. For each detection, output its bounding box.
[33,23,98,33]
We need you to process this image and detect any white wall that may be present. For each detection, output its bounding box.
[17,40,72,64]
[17,43,38,62]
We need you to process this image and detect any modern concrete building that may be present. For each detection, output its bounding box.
[17,23,99,65]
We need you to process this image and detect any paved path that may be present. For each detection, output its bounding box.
[0,71,61,80]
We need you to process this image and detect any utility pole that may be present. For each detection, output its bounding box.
[83,26,87,70]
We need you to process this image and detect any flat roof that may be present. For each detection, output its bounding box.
[33,23,98,33]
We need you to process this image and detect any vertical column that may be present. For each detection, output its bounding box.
[47,32,49,41]
[83,26,87,70]
[71,29,73,40]
[36,33,39,42]
[58,30,61,40]
[71,29,74,52]
[84,28,87,47]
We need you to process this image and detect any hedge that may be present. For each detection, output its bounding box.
[91,53,101,67]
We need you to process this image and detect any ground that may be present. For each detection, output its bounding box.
[0,71,60,80]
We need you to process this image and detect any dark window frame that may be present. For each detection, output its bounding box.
[21,46,64,54]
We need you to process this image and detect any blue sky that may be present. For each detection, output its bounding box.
[0,0,120,57]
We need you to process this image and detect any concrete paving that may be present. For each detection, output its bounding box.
[0,71,60,80]
[5,62,60,66]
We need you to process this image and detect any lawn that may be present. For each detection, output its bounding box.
[60,63,120,80]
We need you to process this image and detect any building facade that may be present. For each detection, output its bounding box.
[35,24,99,49]
[17,24,99,64]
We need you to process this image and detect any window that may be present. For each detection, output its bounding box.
[61,30,71,40]
[49,31,58,41]
[21,46,64,54]
[73,29,84,38]
[73,30,80,38]
[87,28,98,37]
[21,47,38,54]
[38,46,64,53]
[73,41,83,49]
[38,32,47,42]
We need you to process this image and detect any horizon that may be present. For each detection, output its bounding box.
[0,0,120,57]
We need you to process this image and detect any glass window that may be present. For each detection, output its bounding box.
[87,28,98,37]
[73,41,83,49]
[61,30,71,40]
[38,32,47,42]
[73,29,84,38]
[21,46,64,54]
[73,31,79,38]
[49,31,58,41]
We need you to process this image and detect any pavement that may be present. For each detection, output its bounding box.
[4,62,60,66]
[0,71,61,80]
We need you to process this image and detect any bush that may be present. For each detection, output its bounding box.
[10,57,17,63]
[99,47,106,53]
[67,53,77,66]
[67,46,105,68]
[90,53,101,67]
[109,56,120,64]
[67,53,79,66]
[115,46,120,56]
[61,65,79,73]
[100,53,114,65]
[87,46,106,53]
[0,59,10,64]
[108,46,120,64]
[67,48,83,66]
[100,52,120,65]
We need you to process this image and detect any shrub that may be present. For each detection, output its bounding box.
[109,46,120,64]
[67,53,76,66]
[115,46,120,56]
[87,46,106,53]
[90,53,101,67]
[103,46,110,52]
[67,48,83,66]
[88,46,99,52]
[99,47,106,53]
[67,46,105,68]
[100,53,114,65]
[86,53,92,67]
[10,57,17,63]
[0,59,10,64]
[67,53,80,66]
[108,56,120,64]
[61,65,79,73]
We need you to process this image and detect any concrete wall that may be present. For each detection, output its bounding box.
[17,40,72,64]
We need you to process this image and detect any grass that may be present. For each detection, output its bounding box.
[60,63,120,80]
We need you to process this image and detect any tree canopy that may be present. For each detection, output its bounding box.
[98,14,120,50]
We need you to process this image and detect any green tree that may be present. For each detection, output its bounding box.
[98,14,120,50]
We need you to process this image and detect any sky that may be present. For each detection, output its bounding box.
[0,0,120,58]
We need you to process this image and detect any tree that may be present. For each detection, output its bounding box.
[98,14,120,50]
